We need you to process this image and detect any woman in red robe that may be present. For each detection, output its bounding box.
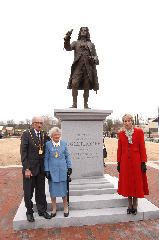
[117,114,149,215]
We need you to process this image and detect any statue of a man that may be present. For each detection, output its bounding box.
[64,27,99,109]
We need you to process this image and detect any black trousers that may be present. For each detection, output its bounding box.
[23,171,47,214]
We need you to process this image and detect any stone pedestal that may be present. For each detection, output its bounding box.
[54,109,113,179]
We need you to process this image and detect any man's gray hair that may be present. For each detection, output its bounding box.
[32,116,43,124]
[49,127,61,137]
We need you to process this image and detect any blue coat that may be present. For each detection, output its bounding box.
[44,140,72,182]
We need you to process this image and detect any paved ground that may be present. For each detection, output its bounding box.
[1,164,159,240]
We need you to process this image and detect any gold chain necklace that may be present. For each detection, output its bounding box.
[29,129,44,154]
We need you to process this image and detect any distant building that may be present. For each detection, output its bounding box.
[148,118,158,133]
[139,124,149,133]
[0,126,5,133]
[6,126,14,136]
[0,126,5,137]
[14,128,24,136]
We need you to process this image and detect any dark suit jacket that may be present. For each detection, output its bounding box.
[20,128,50,176]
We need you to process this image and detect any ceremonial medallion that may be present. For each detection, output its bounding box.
[39,149,43,155]
[55,152,59,158]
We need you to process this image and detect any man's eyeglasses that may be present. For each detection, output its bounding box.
[33,122,43,124]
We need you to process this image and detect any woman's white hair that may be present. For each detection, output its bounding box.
[49,127,61,137]
[122,113,134,123]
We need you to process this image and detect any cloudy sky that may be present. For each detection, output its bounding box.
[0,0,159,123]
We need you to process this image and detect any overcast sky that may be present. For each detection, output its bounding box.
[0,0,159,123]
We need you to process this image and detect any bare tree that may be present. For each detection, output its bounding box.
[43,115,53,132]
[113,119,123,132]
[103,118,122,137]
[7,120,15,126]
[0,121,5,125]
[25,119,31,129]
[104,119,113,132]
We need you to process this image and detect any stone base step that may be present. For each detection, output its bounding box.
[70,177,110,185]
[69,187,116,196]
[13,198,159,230]
[70,182,114,190]
[34,193,128,211]
[46,187,117,197]
[45,176,116,196]
[13,174,159,230]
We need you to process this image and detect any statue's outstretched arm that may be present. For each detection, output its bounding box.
[64,29,73,51]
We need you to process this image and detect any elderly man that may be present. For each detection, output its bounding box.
[20,116,51,222]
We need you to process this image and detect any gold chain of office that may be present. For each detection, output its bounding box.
[29,129,44,154]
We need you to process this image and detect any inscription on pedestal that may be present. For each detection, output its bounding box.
[62,121,103,178]
[68,133,100,161]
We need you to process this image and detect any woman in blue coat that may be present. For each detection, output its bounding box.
[44,127,72,217]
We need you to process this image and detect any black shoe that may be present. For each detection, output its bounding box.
[131,208,137,215]
[39,211,52,219]
[127,208,132,214]
[50,212,56,218]
[64,210,69,217]
[26,213,35,222]
[70,105,77,108]
[84,105,91,109]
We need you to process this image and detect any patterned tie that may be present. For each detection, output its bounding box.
[37,132,40,140]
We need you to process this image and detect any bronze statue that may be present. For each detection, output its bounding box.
[64,27,99,109]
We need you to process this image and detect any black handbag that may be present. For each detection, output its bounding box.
[103,146,107,158]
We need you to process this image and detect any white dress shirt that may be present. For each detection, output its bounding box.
[52,140,60,147]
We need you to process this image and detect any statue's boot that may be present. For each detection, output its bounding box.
[70,88,77,108]
[84,90,90,109]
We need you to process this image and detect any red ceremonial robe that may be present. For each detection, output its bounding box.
[117,128,149,198]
